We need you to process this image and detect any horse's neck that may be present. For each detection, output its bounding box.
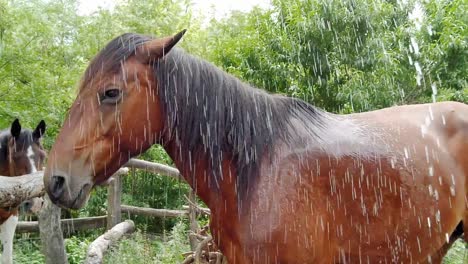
[0,159,10,176]
[163,140,239,215]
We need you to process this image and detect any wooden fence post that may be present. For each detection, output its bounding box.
[38,196,68,264]
[188,189,199,251]
[107,175,122,230]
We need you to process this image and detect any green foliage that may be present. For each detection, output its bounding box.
[65,234,98,264]
[0,0,465,140]
[443,239,468,264]
[105,221,190,264]
[11,232,99,264]
[0,0,82,147]
[153,221,191,263]
[104,231,157,264]
[0,0,197,146]
[77,187,109,217]
[12,238,44,264]
[205,0,467,113]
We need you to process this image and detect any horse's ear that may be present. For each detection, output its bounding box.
[33,120,46,140]
[10,118,21,139]
[136,29,187,64]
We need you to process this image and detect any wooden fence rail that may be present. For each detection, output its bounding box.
[0,158,179,209]
[121,204,189,218]
[16,204,210,233]
[17,216,107,233]
[125,159,181,180]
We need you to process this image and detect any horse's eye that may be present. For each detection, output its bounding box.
[105,89,120,98]
[101,88,122,104]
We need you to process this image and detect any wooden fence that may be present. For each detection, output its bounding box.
[15,159,208,235]
[1,159,221,264]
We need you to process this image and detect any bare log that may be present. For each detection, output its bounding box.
[85,220,135,264]
[121,204,188,218]
[125,159,181,180]
[17,216,107,233]
[0,172,44,208]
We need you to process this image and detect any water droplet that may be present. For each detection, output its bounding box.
[410,37,420,55]
[450,186,456,196]
[414,61,422,86]
[428,166,434,177]
[431,83,437,102]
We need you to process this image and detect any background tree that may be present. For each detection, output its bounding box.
[205,0,466,113]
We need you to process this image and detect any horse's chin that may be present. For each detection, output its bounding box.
[53,183,92,210]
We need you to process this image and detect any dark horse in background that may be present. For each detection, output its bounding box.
[44,31,467,263]
[0,119,46,264]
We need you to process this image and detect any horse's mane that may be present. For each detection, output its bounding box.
[155,47,325,205]
[85,33,326,206]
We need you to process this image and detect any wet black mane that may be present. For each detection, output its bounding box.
[153,44,326,206]
[88,33,325,206]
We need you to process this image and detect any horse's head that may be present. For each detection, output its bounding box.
[20,197,44,215]
[44,31,186,209]
[0,119,47,176]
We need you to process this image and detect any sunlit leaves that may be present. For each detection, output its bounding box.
[205,0,467,113]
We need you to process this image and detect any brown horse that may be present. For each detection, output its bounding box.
[0,119,46,264]
[44,31,467,263]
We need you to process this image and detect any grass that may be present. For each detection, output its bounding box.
[12,238,44,264]
[11,232,100,264]
[5,225,467,263]
[6,220,190,264]
[104,221,190,264]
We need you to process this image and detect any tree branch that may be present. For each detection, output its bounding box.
[0,172,45,208]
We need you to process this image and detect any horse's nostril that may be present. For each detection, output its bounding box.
[50,175,65,200]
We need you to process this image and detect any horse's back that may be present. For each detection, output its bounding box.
[438,101,468,241]
[352,101,468,233]
[248,101,467,263]
[353,101,468,245]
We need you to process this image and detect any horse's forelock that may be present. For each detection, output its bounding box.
[80,33,153,91]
